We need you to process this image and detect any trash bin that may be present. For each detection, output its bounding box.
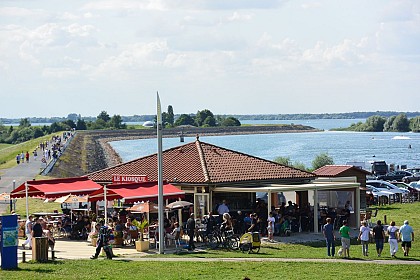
[32,237,48,262]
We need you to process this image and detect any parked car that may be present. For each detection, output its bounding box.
[366,184,394,204]
[402,172,420,183]
[376,171,412,181]
[367,180,408,203]
[409,181,420,192]
[404,167,420,174]
[390,181,419,201]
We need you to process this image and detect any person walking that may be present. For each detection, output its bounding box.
[387,220,399,257]
[372,220,385,257]
[339,220,351,258]
[322,217,336,257]
[22,215,33,249]
[91,222,113,259]
[399,220,414,257]
[186,213,196,251]
[358,220,371,256]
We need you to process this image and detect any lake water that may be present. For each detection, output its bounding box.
[109,119,420,169]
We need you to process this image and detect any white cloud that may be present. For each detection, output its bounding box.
[301,2,321,9]
[227,11,253,22]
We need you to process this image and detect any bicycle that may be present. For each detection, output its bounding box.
[208,227,239,250]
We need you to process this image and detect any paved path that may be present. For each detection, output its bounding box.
[3,238,418,265]
[0,148,45,213]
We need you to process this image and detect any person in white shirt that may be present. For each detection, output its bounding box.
[358,220,371,256]
[22,215,33,249]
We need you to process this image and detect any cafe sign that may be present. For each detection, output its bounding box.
[112,175,148,184]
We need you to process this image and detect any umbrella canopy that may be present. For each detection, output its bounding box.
[10,177,102,199]
[127,202,159,213]
[166,200,193,210]
[0,192,11,201]
[54,194,88,204]
[88,181,185,203]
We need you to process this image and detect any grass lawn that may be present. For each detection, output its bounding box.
[4,200,418,279]
[0,133,63,169]
[14,197,61,218]
[0,259,418,280]
[0,143,12,151]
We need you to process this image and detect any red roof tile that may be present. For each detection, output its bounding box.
[314,165,371,177]
[88,139,315,185]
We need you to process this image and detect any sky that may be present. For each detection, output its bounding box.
[0,0,419,118]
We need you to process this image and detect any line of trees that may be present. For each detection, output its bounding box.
[159,106,241,128]
[338,114,420,132]
[275,153,334,172]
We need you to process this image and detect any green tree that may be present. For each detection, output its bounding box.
[221,117,241,127]
[97,111,111,123]
[363,115,386,132]
[174,114,195,126]
[19,118,31,128]
[109,115,125,129]
[391,113,410,132]
[167,105,174,127]
[274,156,292,166]
[383,116,396,131]
[76,119,87,130]
[202,116,216,127]
[409,116,420,132]
[62,120,76,129]
[195,109,215,127]
[32,127,44,138]
[312,153,334,170]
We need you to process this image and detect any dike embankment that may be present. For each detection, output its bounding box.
[49,125,320,178]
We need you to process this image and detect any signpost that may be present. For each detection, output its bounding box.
[1,215,18,270]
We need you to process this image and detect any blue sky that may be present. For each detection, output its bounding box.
[0,0,419,118]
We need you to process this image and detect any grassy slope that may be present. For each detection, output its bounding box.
[0,133,63,169]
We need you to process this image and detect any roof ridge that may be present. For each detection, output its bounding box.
[195,140,211,182]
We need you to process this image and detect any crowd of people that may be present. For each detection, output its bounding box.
[15,131,74,168]
[322,218,415,258]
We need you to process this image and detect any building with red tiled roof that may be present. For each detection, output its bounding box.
[88,138,314,222]
[89,138,315,186]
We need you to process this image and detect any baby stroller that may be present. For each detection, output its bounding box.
[239,232,261,253]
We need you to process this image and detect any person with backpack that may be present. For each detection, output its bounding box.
[91,222,113,259]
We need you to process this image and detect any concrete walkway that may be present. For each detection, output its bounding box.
[0,148,46,213]
[4,238,418,265]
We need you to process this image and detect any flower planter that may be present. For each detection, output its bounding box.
[135,240,149,252]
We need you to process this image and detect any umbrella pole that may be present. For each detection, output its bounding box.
[104,185,108,225]
[25,182,29,218]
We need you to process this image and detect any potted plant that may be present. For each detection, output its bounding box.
[133,219,149,251]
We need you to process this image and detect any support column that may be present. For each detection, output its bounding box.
[313,188,318,233]
[267,191,272,218]
[355,187,360,228]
